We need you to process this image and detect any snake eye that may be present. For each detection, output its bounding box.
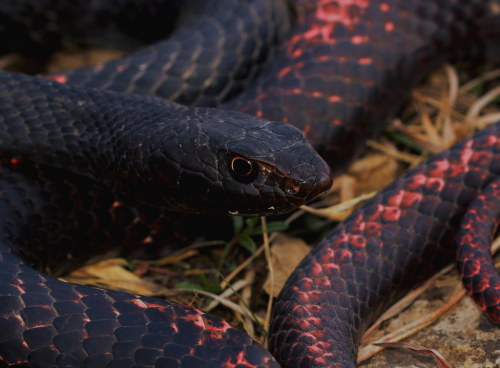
[229,156,259,183]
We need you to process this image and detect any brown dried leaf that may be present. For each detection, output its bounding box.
[348,154,399,190]
[64,258,167,296]
[263,234,310,297]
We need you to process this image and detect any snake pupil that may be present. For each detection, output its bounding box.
[229,156,258,183]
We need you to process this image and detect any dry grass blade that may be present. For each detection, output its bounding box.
[388,123,445,153]
[367,139,422,164]
[374,342,452,368]
[492,235,500,254]
[459,68,500,93]
[205,278,252,312]
[220,209,307,289]
[466,85,500,123]
[301,191,376,221]
[357,284,466,364]
[261,216,274,343]
[136,249,200,267]
[174,288,254,318]
[220,244,266,290]
[361,264,455,343]
[238,269,257,338]
[444,64,459,107]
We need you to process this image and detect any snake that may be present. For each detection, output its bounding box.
[0,0,499,367]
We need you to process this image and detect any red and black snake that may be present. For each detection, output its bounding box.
[0,0,499,367]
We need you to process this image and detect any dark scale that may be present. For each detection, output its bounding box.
[0,0,499,368]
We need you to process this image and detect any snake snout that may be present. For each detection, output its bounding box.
[283,160,333,206]
[306,170,333,201]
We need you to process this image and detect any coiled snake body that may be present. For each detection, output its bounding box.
[0,0,499,367]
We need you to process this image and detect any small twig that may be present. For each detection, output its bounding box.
[205,278,252,312]
[261,216,274,344]
[220,210,306,289]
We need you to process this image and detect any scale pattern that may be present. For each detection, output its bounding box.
[0,65,330,368]
[457,178,500,324]
[40,0,291,107]
[270,122,500,367]
[0,0,499,367]
[225,0,500,167]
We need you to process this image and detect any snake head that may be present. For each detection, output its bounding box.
[213,116,333,215]
[124,108,332,216]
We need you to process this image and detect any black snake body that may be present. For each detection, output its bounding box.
[0,0,499,367]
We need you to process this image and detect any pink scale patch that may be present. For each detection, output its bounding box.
[313,356,337,367]
[316,55,331,62]
[380,3,390,11]
[111,201,123,208]
[471,151,493,166]
[316,0,370,24]
[425,177,445,192]
[298,319,310,330]
[322,262,340,275]
[308,290,322,302]
[449,163,468,177]
[336,249,353,261]
[460,146,474,165]
[10,158,22,165]
[307,345,324,355]
[308,304,322,315]
[315,277,331,288]
[358,57,372,65]
[382,206,401,222]
[384,22,395,32]
[364,221,382,236]
[11,283,25,294]
[299,277,314,289]
[406,173,427,190]
[402,191,423,207]
[130,299,147,309]
[297,292,310,304]
[182,311,208,330]
[349,235,366,248]
[428,159,450,176]
[475,278,489,292]
[46,75,68,84]
[311,261,323,275]
[309,317,323,327]
[222,351,251,368]
[386,191,404,207]
[278,66,292,78]
[328,95,342,102]
[145,301,171,312]
[351,35,367,44]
